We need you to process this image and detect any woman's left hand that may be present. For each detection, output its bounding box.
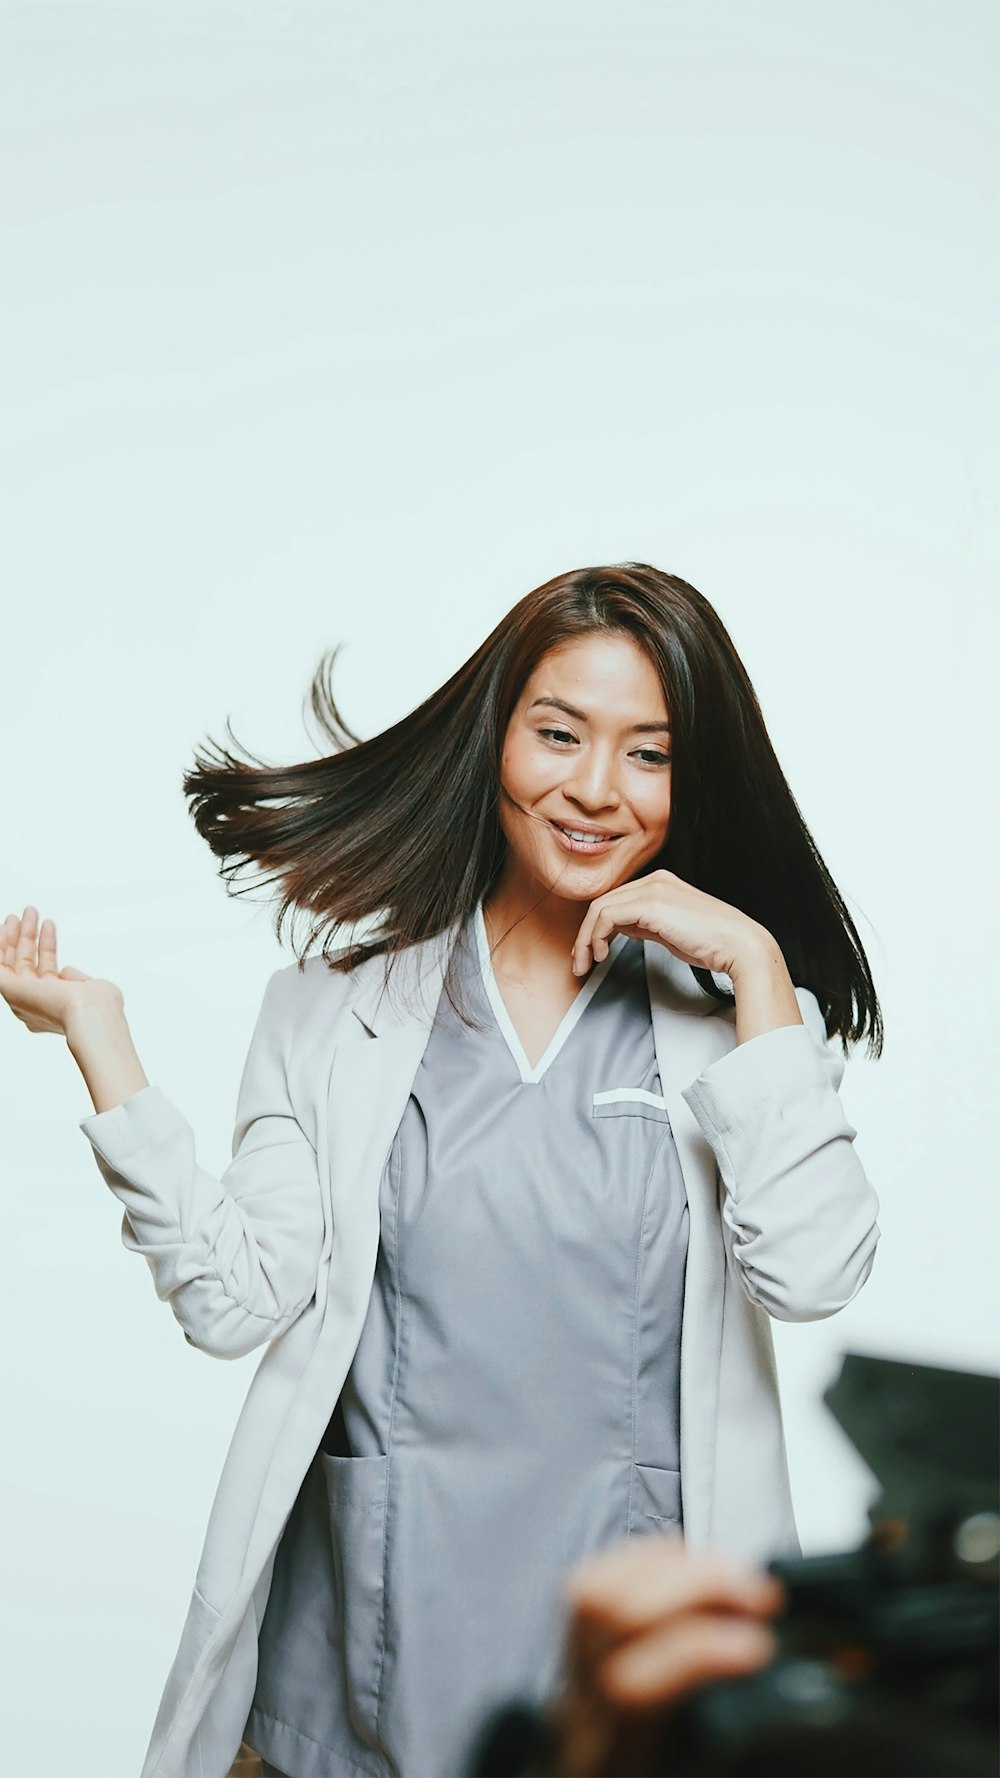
[571,869,769,980]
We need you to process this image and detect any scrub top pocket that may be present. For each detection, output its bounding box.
[629,1461,683,1536]
[592,1087,671,1122]
[321,1452,389,1749]
[246,1452,390,1778]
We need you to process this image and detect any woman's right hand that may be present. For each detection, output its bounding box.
[0,905,124,1038]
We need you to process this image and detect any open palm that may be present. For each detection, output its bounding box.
[0,905,121,1036]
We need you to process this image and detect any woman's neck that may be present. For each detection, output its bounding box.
[481,866,585,984]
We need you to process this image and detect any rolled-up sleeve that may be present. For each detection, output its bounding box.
[681,987,880,1322]
[78,966,324,1359]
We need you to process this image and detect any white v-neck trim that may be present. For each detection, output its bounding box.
[474,905,630,1085]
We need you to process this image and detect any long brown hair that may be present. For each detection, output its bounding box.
[182,563,883,1056]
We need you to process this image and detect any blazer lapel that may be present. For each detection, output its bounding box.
[348,920,461,1040]
[322,922,462,1324]
[644,942,735,1547]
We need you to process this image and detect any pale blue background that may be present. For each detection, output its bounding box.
[1,3,996,1773]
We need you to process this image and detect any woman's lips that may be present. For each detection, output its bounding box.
[547,819,623,856]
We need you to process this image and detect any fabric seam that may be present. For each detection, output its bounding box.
[372,1130,405,1760]
[627,1124,673,1540]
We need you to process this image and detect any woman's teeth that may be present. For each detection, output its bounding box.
[553,823,619,848]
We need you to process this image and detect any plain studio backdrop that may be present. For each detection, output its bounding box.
[1,2,996,1773]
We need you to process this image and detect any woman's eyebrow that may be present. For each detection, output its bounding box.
[527,695,671,735]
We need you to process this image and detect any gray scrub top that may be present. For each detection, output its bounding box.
[247,906,690,1778]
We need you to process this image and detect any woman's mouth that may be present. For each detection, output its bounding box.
[547,819,623,856]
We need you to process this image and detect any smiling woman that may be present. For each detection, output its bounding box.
[182,562,882,1052]
[0,562,883,1778]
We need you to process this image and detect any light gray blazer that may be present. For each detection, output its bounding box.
[79,922,880,1778]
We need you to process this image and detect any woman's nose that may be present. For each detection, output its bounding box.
[562,748,622,811]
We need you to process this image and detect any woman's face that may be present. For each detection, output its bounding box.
[498,632,672,903]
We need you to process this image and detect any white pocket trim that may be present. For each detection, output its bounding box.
[593,1087,668,1109]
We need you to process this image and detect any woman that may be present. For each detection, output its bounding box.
[1,563,881,1778]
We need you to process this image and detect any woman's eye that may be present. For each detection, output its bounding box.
[538,727,577,746]
[634,749,672,766]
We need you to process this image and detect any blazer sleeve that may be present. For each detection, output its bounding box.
[77,965,325,1360]
[680,987,880,1323]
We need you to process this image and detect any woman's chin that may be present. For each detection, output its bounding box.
[528,853,638,901]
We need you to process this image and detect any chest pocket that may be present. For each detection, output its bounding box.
[592,1088,670,1123]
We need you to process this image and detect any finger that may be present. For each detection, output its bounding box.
[15,906,38,970]
[573,897,648,972]
[590,898,650,962]
[1,914,17,970]
[37,917,59,976]
[571,906,598,976]
[598,1612,777,1707]
[564,1540,784,1632]
[588,906,618,964]
[572,896,620,975]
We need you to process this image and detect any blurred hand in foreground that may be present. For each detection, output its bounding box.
[547,1535,784,1777]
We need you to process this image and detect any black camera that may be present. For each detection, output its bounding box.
[468,1353,999,1778]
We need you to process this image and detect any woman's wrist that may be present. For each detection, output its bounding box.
[66,1000,150,1115]
[728,927,804,1047]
